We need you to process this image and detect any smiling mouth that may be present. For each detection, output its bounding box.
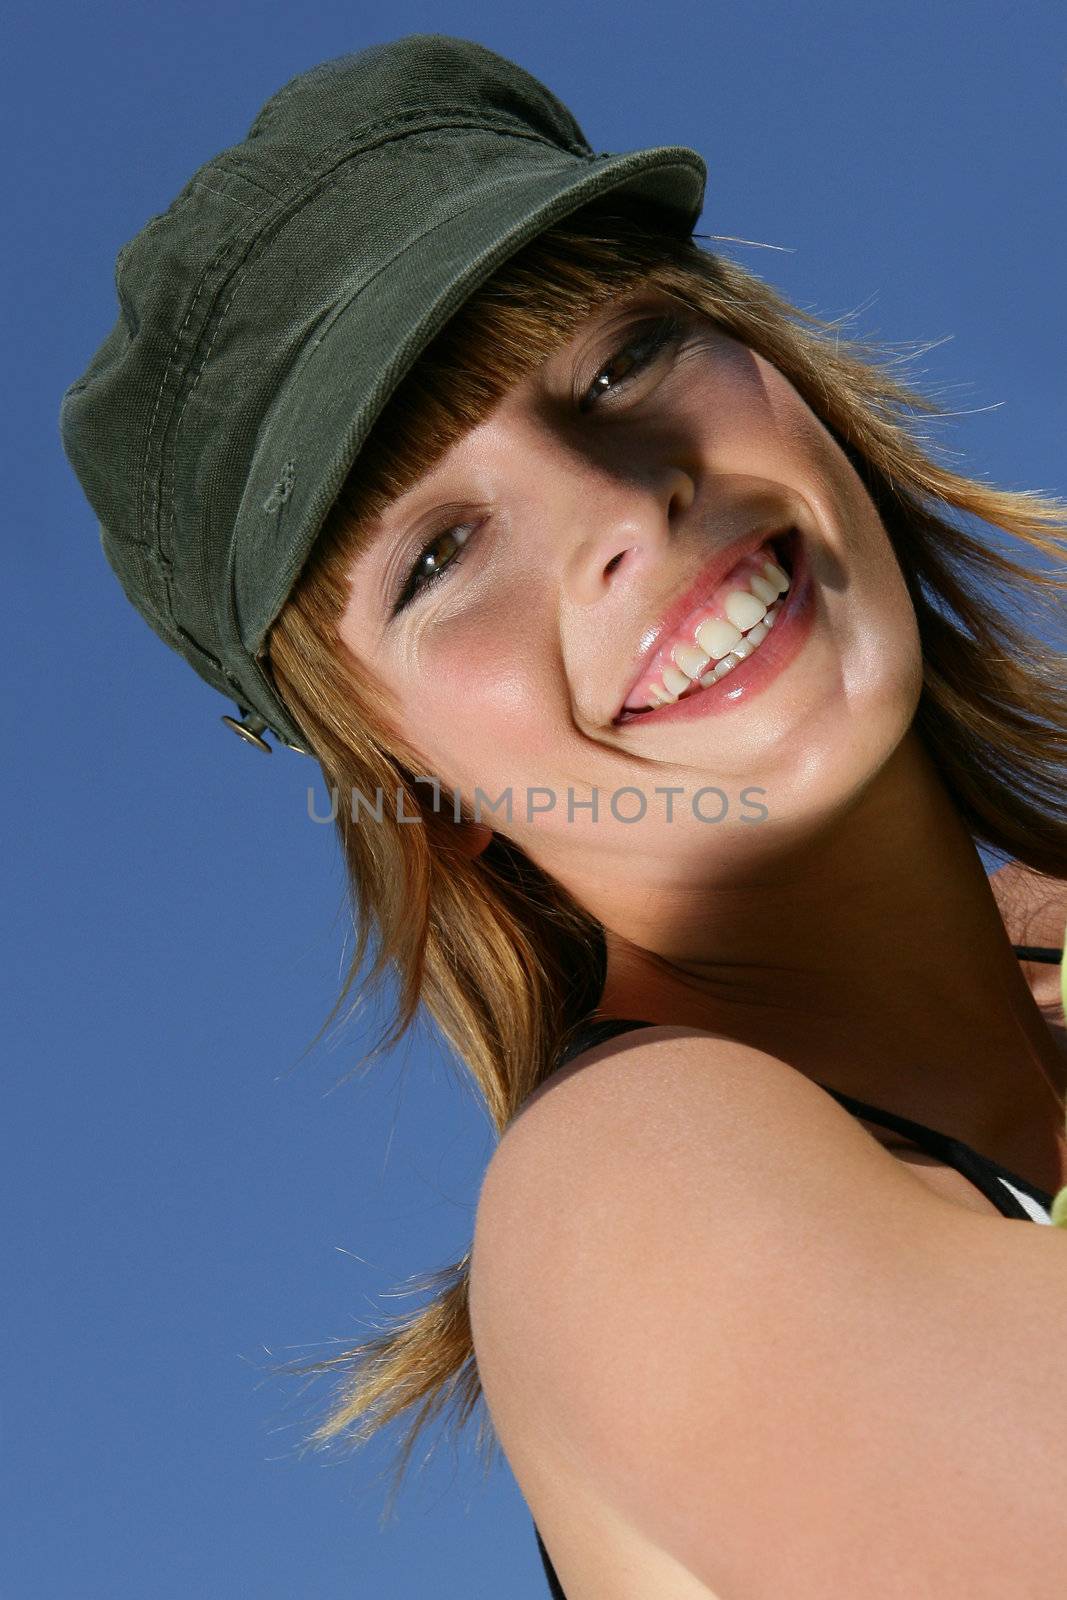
[614,527,799,723]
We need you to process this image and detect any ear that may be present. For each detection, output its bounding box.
[452,819,494,860]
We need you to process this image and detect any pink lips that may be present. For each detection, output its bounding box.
[615,524,794,720]
[615,525,813,726]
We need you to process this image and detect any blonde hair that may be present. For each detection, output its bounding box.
[265,195,1067,1511]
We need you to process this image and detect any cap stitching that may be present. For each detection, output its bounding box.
[175,622,223,672]
[263,461,296,513]
[142,106,590,248]
[202,157,283,207]
[140,210,271,588]
[123,106,574,292]
[247,99,594,165]
[135,169,291,559]
[317,103,593,162]
[182,176,260,215]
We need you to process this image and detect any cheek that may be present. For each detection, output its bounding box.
[746,356,915,585]
[703,349,879,554]
[396,619,564,787]
[737,354,857,490]
[738,355,923,704]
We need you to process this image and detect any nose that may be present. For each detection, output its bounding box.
[563,464,697,607]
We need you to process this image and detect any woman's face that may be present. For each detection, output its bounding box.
[337,284,921,912]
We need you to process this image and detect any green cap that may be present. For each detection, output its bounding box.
[59,33,706,754]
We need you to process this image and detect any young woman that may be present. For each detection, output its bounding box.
[61,33,1067,1600]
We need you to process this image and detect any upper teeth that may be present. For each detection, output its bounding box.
[644,557,790,708]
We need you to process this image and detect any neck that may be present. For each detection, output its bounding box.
[580,731,1065,1187]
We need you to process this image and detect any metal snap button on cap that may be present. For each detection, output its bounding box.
[221,709,272,752]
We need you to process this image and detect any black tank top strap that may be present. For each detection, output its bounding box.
[535,1526,567,1599]
[1012,944,1063,963]
[557,1019,1057,1215]
[559,945,1059,1064]
[810,1080,1056,1217]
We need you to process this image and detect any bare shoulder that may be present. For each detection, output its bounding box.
[470,1026,1067,1599]
[474,1022,923,1235]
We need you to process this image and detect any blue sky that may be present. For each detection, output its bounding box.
[6,2,1066,1596]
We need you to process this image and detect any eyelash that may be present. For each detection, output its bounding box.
[391,312,690,615]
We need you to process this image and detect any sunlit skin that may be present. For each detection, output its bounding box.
[337,286,1067,1192]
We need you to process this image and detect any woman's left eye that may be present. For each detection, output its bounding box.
[580,313,689,413]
